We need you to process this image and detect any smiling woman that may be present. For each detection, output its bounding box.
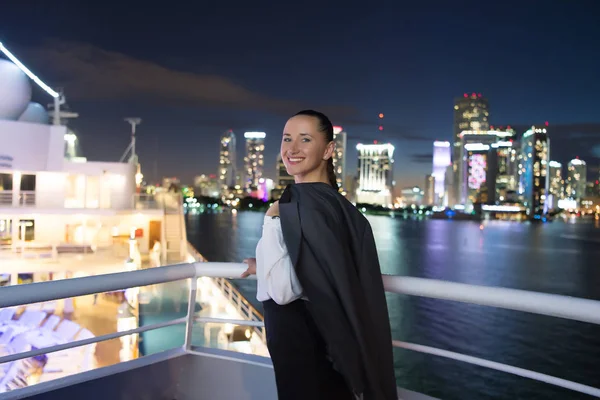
[241,109,397,399]
[281,109,337,188]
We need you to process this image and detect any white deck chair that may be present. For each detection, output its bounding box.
[25,303,43,312]
[37,371,69,383]
[18,310,47,327]
[76,329,94,340]
[41,301,57,313]
[41,315,61,331]
[0,308,16,323]
[8,336,36,371]
[0,327,14,345]
[54,320,81,341]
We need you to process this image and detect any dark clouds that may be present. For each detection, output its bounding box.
[21,40,358,119]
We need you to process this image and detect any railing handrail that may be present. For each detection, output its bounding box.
[3,262,600,398]
[382,275,600,325]
[186,243,265,340]
[0,263,196,308]
[2,263,600,326]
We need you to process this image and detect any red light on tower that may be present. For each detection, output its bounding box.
[490,125,494,129]
[545,121,549,126]
[378,125,384,131]
[477,93,482,98]
[471,92,476,98]
[374,140,378,144]
[463,93,468,98]
[378,113,384,119]
[507,125,511,129]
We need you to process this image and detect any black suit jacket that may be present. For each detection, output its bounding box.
[279,182,397,400]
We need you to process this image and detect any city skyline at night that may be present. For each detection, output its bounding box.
[1,2,599,190]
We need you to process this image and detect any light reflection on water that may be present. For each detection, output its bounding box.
[186,211,600,400]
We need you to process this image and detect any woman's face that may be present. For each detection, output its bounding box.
[281,115,333,181]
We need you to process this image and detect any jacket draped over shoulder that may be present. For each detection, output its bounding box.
[279,182,397,400]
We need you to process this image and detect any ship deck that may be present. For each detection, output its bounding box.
[3,347,438,400]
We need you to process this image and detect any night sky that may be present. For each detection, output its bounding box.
[3,1,600,191]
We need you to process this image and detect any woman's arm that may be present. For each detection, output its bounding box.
[266,200,279,217]
[257,216,303,305]
[241,201,279,278]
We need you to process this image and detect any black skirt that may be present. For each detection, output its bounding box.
[262,298,355,400]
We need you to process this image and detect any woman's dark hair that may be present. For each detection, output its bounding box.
[293,109,338,189]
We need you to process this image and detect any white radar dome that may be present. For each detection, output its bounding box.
[0,59,32,120]
[18,102,49,124]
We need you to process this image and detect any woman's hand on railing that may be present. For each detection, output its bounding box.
[241,258,256,278]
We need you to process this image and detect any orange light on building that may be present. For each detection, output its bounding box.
[378,113,384,119]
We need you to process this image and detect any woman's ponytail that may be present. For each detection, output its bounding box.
[327,158,338,189]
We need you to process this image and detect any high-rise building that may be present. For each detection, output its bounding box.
[518,125,550,218]
[452,93,490,205]
[194,174,219,198]
[399,187,424,207]
[487,140,518,204]
[548,161,563,208]
[218,130,236,196]
[566,158,587,203]
[453,94,489,165]
[424,175,435,205]
[453,94,490,145]
[276,153,294,188]
[271,153,295,199]
[457,129,514,206]
[332,126,347,191]
[355,143,394,206]
[432,141,451,206]
[243,132,266,194]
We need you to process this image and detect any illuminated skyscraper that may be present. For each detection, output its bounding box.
[218,130,236,195]
[458,129,514,206]
[518,125,550,218]
[271,153,295,199]
[355,143,394,206]
[432,141,451,206]
[453,94,490,146]
[452,93,490,203]
[424,174,435,205]
[566,158,587,202]
[243,132,266,193]
[548,161,563,203]
[332,126,347,191]
[194,174,219,198]
[487,140,518,203]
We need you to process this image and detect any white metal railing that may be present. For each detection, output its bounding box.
[1,263,600,398]
[187,243,266,342]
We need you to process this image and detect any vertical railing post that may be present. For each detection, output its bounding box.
[183,277,198,351]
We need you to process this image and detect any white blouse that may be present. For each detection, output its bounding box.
[255,216,304,305]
